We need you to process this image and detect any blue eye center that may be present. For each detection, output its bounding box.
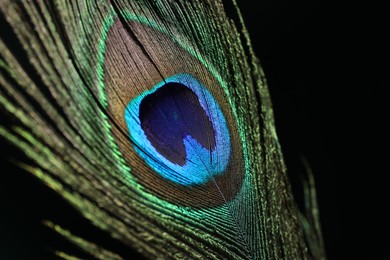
[125,73,231,186]
[139,82,216,166]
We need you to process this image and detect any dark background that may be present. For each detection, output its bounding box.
[237,0,387,259]
[1,0,387,259]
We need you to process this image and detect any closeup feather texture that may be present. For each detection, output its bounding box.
[0,0,325,259]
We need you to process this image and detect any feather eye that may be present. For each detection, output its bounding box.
[125,73,231,186]
[101,17,245,206]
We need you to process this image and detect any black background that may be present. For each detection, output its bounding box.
[1,0,387,259]
[237,0,387,259]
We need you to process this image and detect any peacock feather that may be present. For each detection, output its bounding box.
[0,0,325,259]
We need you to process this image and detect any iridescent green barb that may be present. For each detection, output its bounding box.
[0,0,324,259]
